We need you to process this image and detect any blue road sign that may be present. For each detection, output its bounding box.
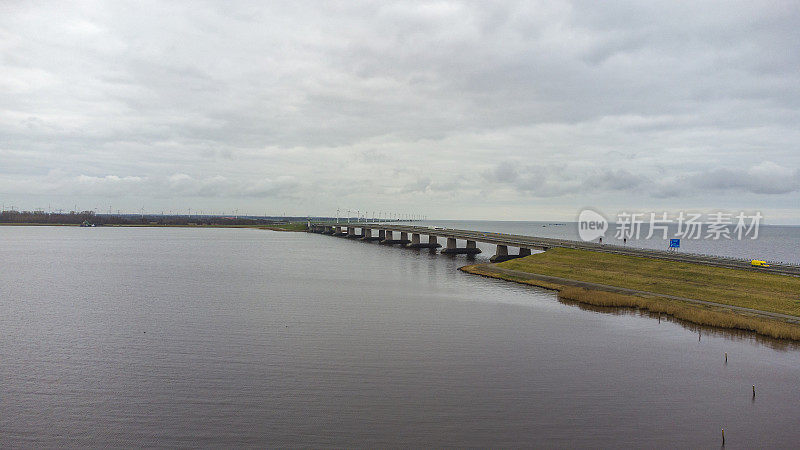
[669,239,680,248]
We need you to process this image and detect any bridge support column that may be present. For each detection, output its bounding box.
[363,228,382,241]
[491,245,532,262]
[334,226,346,236]
[381,230,394,244]
[381,230,409,245]
[397,232,410,245]
[490,245,509,262]
[406,233,441,248]
[441,237,482,255]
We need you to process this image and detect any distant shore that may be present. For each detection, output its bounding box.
[460,248,800,342]
[0,210,309,228]
[0,221,308,231]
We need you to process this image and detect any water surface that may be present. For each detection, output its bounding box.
[1,227,798,447]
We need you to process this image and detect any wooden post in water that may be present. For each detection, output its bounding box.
[722,428,725,445]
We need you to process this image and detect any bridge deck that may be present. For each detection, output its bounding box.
[311,222,800,276]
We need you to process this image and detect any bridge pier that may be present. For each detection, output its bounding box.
[333,226,346,236]
[362,228,383,241]
[441,238,482,255]
[382,230,411,245]
[491,244,508,261]
[380,230,394,245]
[406,233,442,249]
[490,245,533,262]
[346,226,364,238]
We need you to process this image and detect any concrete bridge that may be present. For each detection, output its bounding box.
[308,222,800,275]
[311,223,493,256]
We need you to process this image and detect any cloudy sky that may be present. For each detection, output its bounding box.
[1,1,799,222]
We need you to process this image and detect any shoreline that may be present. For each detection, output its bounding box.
[460,263,800,342]
[0,223,307,231]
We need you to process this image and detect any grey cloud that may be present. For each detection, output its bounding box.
[484,163,580,197]
[0,1,798,220]
[400,177,433,194]
[159,174,302,199]
[582,168,646,191]
[485,161,800,199]
[679,161,800,196]
[482,161,519,183]
[0,171,301,200]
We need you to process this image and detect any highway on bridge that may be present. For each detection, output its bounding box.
[312,222,800,277]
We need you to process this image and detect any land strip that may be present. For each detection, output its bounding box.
[460,248,800,341]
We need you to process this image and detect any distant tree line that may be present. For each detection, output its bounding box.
[0,210,293,226]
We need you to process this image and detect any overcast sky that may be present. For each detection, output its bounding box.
[1,1,799,222]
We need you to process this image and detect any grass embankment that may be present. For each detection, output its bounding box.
[259,223,308,232]
[462,248,800,341]
[558,287,800,341]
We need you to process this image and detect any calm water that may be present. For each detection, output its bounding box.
[2,226,799,447]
